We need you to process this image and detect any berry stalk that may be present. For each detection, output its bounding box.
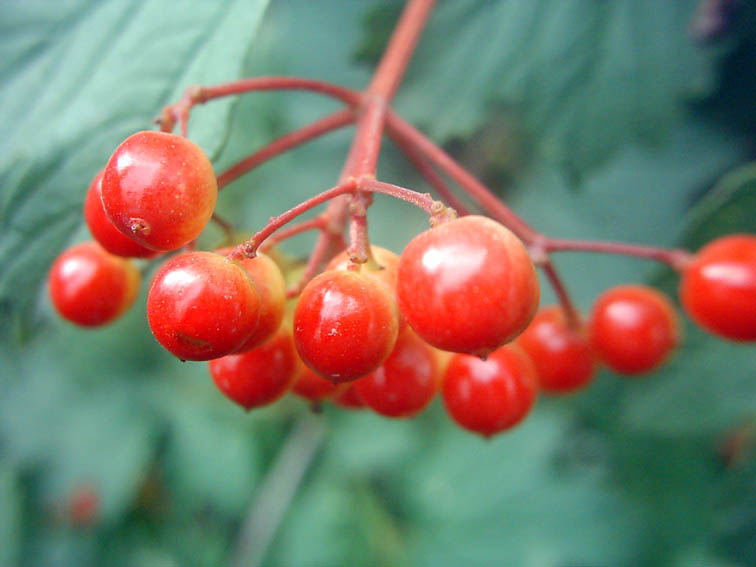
[545,238,692,269]
[217,109,355,189]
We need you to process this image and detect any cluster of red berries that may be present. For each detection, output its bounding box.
[48,130,756,438]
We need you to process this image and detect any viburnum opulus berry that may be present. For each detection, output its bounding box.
[293,269,400,382]
[292,366,346,403]
[397,215,539,356]
[589,285,679,375]
[209,325,299,410]
[516,306,597,394]
[147,251,261,361]
[49,241,140,327]
[442,345,538,437]
[327,245,406,329]
[331,383,366,409]
[354,328,439,418]
[101,131,217,251]
[84,170,158,258]
[216,247,286,352]
[679,234,756,341]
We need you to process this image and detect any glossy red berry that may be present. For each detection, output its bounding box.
[217,248,286,352]
[516,306,597,394]
[397,215,539,357]
[84,170,157,258]
[67,484,99,527]
[209,325,298,410]
[442,345,538,437]
[680,234,756,341]
[354,328,439,418]
[327,245,406,330]
[101,131,217,251]
[294,270,399,383]
[49,241,140,327]
[147,251,261,361]
[331,383,366,410]
[292,366,345,403]
[589,285,679,375]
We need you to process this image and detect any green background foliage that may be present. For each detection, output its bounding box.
[1,1,756,565]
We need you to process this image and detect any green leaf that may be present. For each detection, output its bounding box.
[682,161,756,249]
[388,0,715,174]
[41,391,157,524]
[0,0,269,334]
[0,464,21,567]
[402,410,645,566]
[162,400,260,517]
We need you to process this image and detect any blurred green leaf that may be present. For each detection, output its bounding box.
[403,411,644,566]
[42,391,157,524]
[683,161,756,249]
[388,0,715,175]
[0,464,21,567]
[163,401,260,517]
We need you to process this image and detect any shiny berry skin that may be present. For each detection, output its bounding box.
[680,235,756,341]
[354,328,439,418]
[331,383,366,409]
[294,270,399,383]
[84,170,157,258]
[209,325,298,410]
[147,252,261,361]
[327,245,406,330]
[217,248,286,352]
[397,215,539,357]
[326,245,400,294]
[101,131,217,251]
[516,306,597,394]
[49,241,140,327]
[442,345,538,437]
[292,366,345,402]
[589,285,679,375]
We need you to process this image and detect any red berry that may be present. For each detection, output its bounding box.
[589,285,679,375]
[67,484,99,527]
[680,234,756,341]
[327,245,406,330]
[294,270,399,383]
[84,170,157,258]
[209,325,298,410]
[354,328,439,418]
[292,366,345,403]
[101,131,217,251]
[442,345,538,437]
[516,306,597,394]
[147,251,261,361]
[217,248,286,352]
[331,382,366,409]
[49,241,140,326]
[397,215,539,357]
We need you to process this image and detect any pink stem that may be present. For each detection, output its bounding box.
[260,217,326,252]
[196,77,360,106]
[230,180,358,259]
[390,133,472,215]
[386,111,539,242]
[545,238,692,270]
[540,260,580,328]
[368,0,437,101]
[217,109,355,189]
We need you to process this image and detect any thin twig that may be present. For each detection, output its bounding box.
[231,414,326,567]
[218,110,355,189]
